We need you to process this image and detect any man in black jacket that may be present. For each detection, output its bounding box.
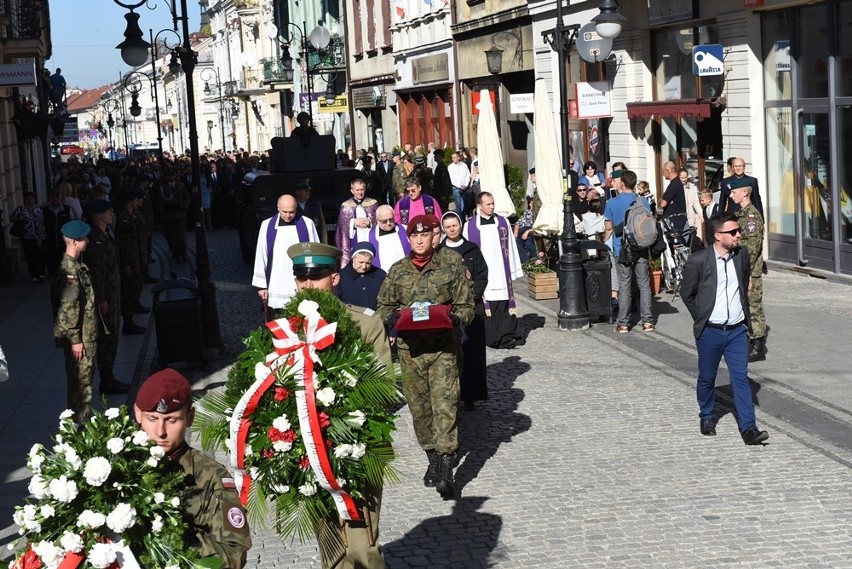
[681,212,769,445]
[377,151,395,206]
[431,149,452,214]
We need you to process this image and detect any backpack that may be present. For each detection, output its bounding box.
[623,199,657,250]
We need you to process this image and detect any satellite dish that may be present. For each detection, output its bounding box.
[576,22,613,64]
[264,23,278,39]
[308,26,331,50]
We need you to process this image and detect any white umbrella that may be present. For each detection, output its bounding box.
[532,78,564,233]
[475,89,515,217]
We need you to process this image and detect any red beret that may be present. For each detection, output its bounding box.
[406,214,440,237]
[135,369,192,413]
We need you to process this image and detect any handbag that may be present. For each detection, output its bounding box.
[9,221,25,239]
[395,304,454,332]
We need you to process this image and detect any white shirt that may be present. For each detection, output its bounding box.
[252,216,319,308]
[370,225,408,270]
[463,213,523,302]
[447,161,471,189]
[708,247,745,326]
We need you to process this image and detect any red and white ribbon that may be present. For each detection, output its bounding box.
[228,308,360,520]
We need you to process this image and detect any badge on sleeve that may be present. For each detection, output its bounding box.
[747,221,756,234]
[226,506,246,529]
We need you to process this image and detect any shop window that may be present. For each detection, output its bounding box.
[839,107,852,242]
[764,107,794,236]
[797,4,830,99]
[653,28,696,100]
[839,1,852,96]
[762,11,793,101]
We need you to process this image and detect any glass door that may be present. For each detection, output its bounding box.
[799,112,833,243]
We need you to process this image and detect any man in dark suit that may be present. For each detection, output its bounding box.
[719,157,763,215]
[377,151,395,206]
[360,155,384,204]
[681,212,769,446]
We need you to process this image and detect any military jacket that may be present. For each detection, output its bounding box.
[391,162,408,196]
[377,250,475,334]
[736,203,764,278]
[346,303,392,370]
[176,447,252,569]
[51,254,98,346]
[115,208,143,273]
[131,210,149,265]
[83,225,121,305]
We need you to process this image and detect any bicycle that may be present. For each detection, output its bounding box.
[659,215,692,300]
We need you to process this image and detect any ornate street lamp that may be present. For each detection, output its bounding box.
[200,67,227,152]
[485,45,504,75]
[593,0,627,40]
[114,1,152,66]
[279,22,333,128]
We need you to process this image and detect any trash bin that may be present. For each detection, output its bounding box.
[151,274,204,368]
[580,240,613,323]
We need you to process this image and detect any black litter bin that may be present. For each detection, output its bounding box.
[151,274,204,368]
[580,240,613,323]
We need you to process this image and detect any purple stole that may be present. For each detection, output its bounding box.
[367,226,410,269]
[397,195,435,226]
[466,215,516,316]
[265,214,310,284]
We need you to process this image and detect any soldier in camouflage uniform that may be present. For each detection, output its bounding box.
[134,369,252,568]
[391,152,408,202]
[287,241,390,569]
[730,179,768,362]
[51,221,98,424]
[377,214,474,498]
[115,189,146,334]
[82,200,130,394]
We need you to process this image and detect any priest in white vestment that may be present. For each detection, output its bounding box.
[463,191,524,348]
[366,205,411,270]
[253,194,319,313]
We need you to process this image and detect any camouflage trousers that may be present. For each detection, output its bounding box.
[97,301,120,375]
[398,343,460,455]
[748,276,766,339]
[62,340,97,424]
[315,487,385,569]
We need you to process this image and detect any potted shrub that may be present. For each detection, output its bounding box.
[648,253,663,296]
[523,252,558,300]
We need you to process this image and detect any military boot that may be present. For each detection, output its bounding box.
[122,317,145,335]
[748,337,766,362]
[423,450,439,488]
[435,453,455,498]
[99,370,131,394]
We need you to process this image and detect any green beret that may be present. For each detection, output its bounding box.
[610,170,624,179]
[287,242,342,277]
[728,177,752,189]
[61,220,91,240]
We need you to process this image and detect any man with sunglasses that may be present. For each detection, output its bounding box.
[365,204,410,270]
[681,212,769,446]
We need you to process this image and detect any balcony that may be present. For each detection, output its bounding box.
[0,0,51,57]
[234,0,259,18]
[260,57,294,84]
[306,37,346,73]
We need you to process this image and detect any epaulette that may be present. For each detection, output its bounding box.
[363,308,375,316]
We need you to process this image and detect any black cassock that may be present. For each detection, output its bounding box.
[443,238,489,403]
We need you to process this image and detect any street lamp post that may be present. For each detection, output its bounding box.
[101,98,120,158]
[200,67,227,152]
[122,71,163,162]
[280,22,333,130]
[114,0,223,350]
[544,0,624,331]
[116,74,131,155]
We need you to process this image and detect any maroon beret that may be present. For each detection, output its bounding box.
[135,369,192,413]
[406,214,439,237]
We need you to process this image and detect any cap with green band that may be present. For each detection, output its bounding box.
[287,242,342,277]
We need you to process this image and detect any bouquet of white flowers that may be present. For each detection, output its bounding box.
[8,407,220,569]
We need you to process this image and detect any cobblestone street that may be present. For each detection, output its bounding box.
[2,228,852,568]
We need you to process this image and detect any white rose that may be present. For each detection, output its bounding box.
[298,483,317,496]
[131,430,149,446]
[29,443,44,459]
[23,518,41,532]
[270,483,290,493]
[106,503,136,534]
[28,475,48,499]
[52,442,69,454]
[32,541,63,568]
[64,449,82,471]
[272,415,291,432]
[40,505,55,519]
[29,453,45,472]
[12,509,24,527]
[83,457,112,487]
[77,509,106,529]
[59,410,74,421]
[272,440,292,453]
[149,445,165,459]
[346,410,366,428]
[104,408,120,420]
[106,438,125,454]
[342,371,358,388]
[87,542,116,569]
[333,444,352,459]
[151,514,164,533]
[153,492,165,504]
[49,476,79,503]
[297,299,320,317]
[170,497,180,508]
[60,532,84,553]
[316,387,336,407]
[350,443,366,460]
[146,457,158,468]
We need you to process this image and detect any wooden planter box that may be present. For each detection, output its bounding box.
[527,271,559,300]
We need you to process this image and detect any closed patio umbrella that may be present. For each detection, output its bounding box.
[532,78,564,233]
[475,89,515,218]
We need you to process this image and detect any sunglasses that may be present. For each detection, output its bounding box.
[717,228,741,236]
[377,218,394,224]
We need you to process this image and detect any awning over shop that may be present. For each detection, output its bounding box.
[626,100,711,120]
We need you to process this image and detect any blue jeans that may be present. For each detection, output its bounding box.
[516,235,537,264]
[695,323,756,432]
[452,186,465,216]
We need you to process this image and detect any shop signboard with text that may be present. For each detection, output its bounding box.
[0,63,36,87]
[412,53,449,85]
[299,93,333,124]
[574,82,612,119]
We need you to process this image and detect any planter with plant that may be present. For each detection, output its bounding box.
[523,252,558,300]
